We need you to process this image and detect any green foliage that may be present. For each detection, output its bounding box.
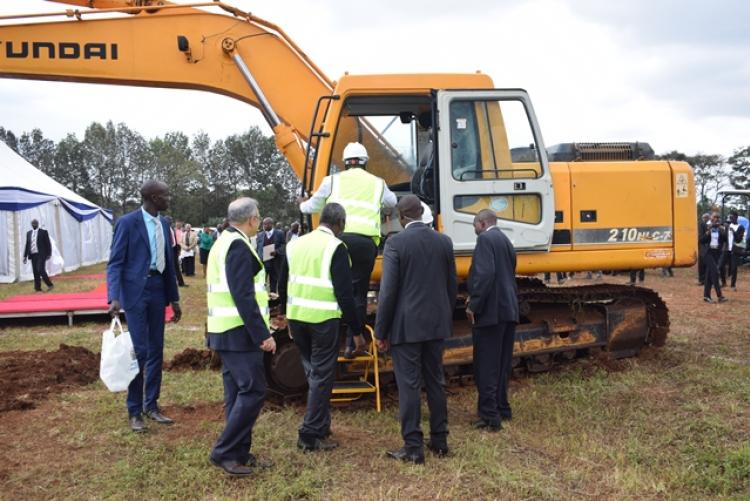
[729,146,750,190]
[0,123,300,226]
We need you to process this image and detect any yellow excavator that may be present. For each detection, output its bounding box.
[0,1,697,393]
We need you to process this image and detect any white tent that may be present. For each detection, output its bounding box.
[0,142,113,283]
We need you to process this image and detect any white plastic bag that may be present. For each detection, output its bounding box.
[99,317,139,392]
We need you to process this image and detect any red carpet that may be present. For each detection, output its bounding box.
[0,282,174,323]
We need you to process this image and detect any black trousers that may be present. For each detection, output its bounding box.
[265,257,281,294]
[391,339,448,453]
[704,249,723,299]
[29,253,53,291]
[290,318,339,441]
[339,233,377,346]
[698,248,706,283]
[173,246,185,286]
[629,269,645,283]
[211,350,266,465]
[473,322,516,425]
[719,250,739,287]
[182,255,195,276]
[543,272,565,283]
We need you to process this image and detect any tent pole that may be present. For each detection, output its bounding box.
[12,210,20,282]
[54,200,64,264]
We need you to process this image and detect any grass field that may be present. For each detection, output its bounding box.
[0,264,748,499]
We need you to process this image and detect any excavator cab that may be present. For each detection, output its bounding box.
[319,89,555,253]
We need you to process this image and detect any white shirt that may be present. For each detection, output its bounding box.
[300,172,398,214]
[728,223,739,251]
[710,228,720,249]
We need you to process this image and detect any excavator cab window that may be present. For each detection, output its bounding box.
[328,95,433,193]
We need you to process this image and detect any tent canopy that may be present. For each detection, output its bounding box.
[0,142,112,283]
[0,142,112,222]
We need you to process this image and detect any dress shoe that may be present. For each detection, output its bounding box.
[343,346,355,359]
[426,441,449,457]
[386,447,425,465]
[718,296,728,303]
[46,284,54,291]
[209,456,253,477]
[472,418,501,432]
[703,297,713,303]
[297,437,339,451]
[129,414,147,433]
[246,453,273,469]
[145,409,174,425]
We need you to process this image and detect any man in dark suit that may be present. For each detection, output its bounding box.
[107,180,182,432]
[256,217,286,293]
[719,210,745,291]
[206,197,276,477]
[23,219,54,292]
[375,195,457,464]
[466,209,519,431]
[697,212,710,285]
[700,212,727,302]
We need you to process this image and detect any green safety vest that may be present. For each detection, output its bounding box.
[327,168,384,244]
[206,229,270,333]
[286,227,343,323]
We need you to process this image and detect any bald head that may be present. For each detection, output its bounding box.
[397,195,424,224]
[140,180,170,213]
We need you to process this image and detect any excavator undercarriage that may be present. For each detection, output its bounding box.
[264,278,669,395]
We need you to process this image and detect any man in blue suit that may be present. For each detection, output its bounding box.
[255,217,286,293]
[107,180,182,432]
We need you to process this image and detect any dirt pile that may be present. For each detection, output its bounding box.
[0,344,99,412]
[164,348,221,371]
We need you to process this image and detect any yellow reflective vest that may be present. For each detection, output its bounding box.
[206,229,270,333]
[286,227,343,323]
[326,168,385,244]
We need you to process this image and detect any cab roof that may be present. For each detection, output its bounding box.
[333,73,495,94]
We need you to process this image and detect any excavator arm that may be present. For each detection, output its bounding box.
[0,1,335,177]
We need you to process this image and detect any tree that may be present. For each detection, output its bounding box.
[728,146,750,190]
[658,151,729,214]
[0,126,18,152]
[18,128,56,176]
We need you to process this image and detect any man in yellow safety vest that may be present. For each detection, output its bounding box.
[278,202,363,451]
[299,142,397,357]
[205,197,276,477]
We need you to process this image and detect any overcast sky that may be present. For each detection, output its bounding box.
[0,0,748,156]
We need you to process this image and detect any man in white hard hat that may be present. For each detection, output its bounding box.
[299,142,397,357]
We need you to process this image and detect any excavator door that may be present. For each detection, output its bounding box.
[435,89,555,252]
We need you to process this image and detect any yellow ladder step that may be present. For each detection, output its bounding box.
[332,381,376,393]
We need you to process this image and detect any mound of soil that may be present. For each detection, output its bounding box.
[164,348,221,371]
[0,344,99,412]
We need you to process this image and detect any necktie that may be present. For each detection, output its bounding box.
[154,218,166,273]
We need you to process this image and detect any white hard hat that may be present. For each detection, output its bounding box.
[420,201,434,225]
[342,142,368,166]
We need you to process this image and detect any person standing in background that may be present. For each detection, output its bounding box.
[165,217,186,288]
[700,212,727,303]
[256,217,286,294]
[199,225,215,278]
[697,212,710,285]
[719,210,745,291]
[286,221,301,243]
[181,223,198,277]
[23,219,54,292]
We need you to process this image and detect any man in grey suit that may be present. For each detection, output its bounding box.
[466,209,519,431]
[375,195,457,464]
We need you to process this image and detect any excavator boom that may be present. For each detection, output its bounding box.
[0,2,333,177]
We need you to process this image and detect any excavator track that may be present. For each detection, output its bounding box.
[264,279,670,394]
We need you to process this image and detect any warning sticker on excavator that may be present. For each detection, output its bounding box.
[675,173,689,198]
